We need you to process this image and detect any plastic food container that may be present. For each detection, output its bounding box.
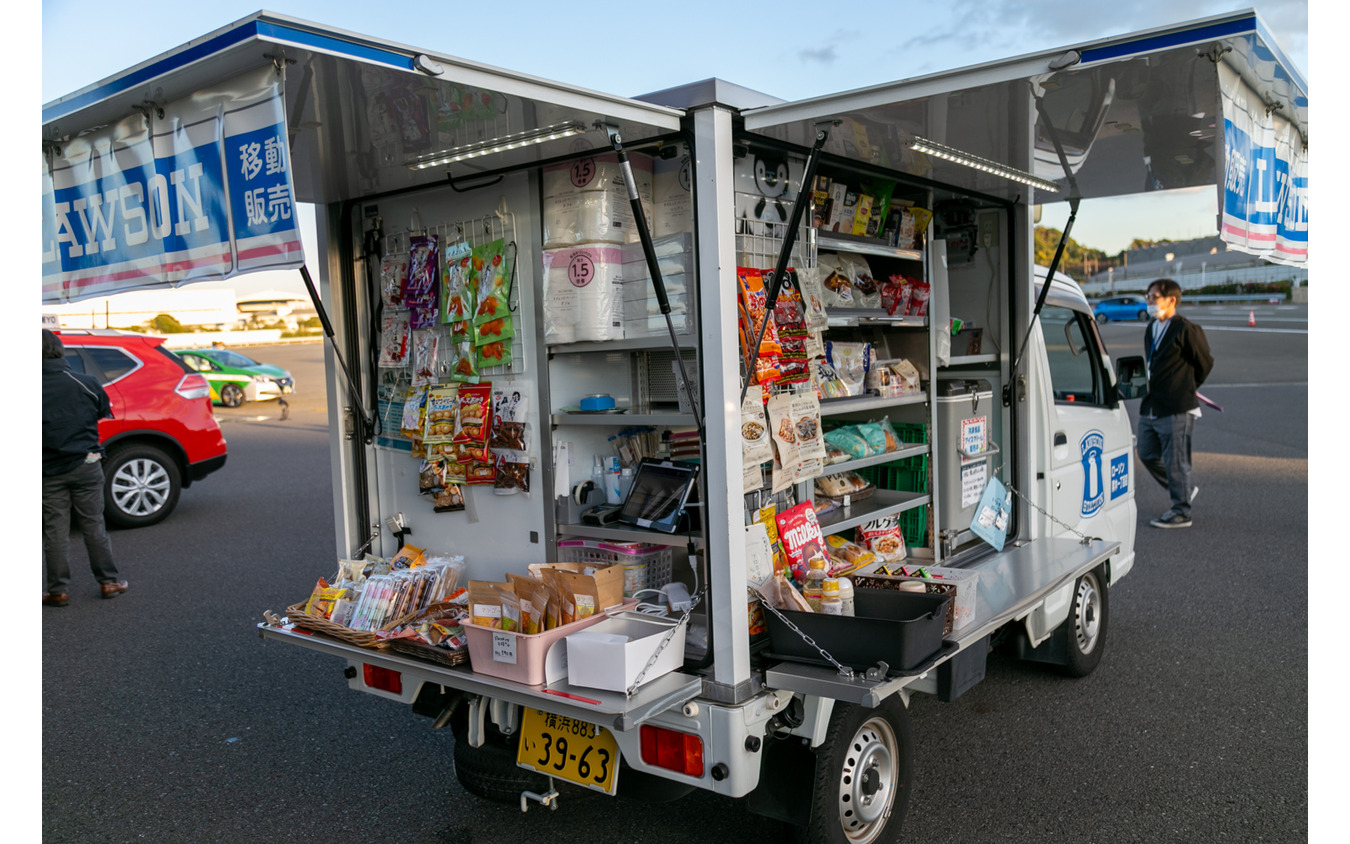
[764,588,949,673]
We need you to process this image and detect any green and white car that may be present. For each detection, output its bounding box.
[178,347,295,408]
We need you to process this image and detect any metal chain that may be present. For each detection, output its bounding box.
[991,460,1095,545]
[625,587,705,697]
[751,587,855,679]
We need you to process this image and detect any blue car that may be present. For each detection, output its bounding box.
[1093,295,1150,323]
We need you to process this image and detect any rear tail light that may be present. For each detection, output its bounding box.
[175,373,212,400]
[640,724,704,777]
[362,664,403,694]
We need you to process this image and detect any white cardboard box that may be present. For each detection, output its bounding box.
[565,611,687,693]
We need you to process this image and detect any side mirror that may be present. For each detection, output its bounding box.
[1115,355,1146,400]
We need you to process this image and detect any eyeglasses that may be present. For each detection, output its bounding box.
[1145,293,1174,303]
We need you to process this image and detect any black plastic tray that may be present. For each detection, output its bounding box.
[763,588,950,673]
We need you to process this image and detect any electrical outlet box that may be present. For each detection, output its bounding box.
[978,212,999,248]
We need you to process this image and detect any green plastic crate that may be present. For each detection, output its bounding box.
[900,505,928,547]
[851,454,929,494]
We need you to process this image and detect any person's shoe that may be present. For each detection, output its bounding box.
[1150,512,1192,529]
[100,580,129,599]
[1190,486,1200,504]
[42,592,69,607]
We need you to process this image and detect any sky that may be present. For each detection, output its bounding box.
[34,0,1312,298]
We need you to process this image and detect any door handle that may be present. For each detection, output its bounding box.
[1053,432,1067,446]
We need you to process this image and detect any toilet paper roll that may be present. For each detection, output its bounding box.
[542,244,626,343]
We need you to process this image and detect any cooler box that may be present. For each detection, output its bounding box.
[935,378,994,536]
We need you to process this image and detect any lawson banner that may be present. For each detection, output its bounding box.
[1217,62,1307,268]
[42,65,304,304]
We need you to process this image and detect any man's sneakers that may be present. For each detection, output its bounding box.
[1150,510,1192,529]
[100,579,129,599]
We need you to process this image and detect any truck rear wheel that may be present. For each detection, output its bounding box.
[800,696,913,844]
[1059,567,1109,677]
[449,716,549,804]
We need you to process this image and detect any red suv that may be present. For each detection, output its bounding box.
[55,330,228,528]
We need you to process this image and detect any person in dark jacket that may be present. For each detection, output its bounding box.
[1137,279,1214,529]
[42,330,127,606]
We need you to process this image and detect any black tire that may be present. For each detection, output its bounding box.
[1094,312,1107,324]
[220,383,245,408]
[1059,567,1109,677]
[799,696,913,844]
[452,727,549,804]
[1137,310,1149,321]
[103,444,182,528]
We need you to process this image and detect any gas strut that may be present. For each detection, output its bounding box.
[605,126,704,439]
[299,264,376,438]
[738,121,836,409]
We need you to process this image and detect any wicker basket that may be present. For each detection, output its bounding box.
[285,602,392,648]
[388,639,470,666]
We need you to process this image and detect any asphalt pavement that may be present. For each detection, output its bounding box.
[38,304,1310,842]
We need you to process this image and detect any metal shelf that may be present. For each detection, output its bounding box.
[548,336,697,354]
[817,232,923,262]
[942,354,999,366]
[552,411,696,427]
[815,490,929,534]
[556,523,702,547]
[824,443,929,474]
[818,392,927,418]
[824,308,927,329]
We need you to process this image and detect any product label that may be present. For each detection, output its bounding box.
[492,631,517,664]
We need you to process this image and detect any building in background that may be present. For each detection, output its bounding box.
[1082,235,1307,296]
[234,290,318,329]
[44,289,240,330]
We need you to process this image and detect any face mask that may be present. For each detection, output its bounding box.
[1147,303,1161,319]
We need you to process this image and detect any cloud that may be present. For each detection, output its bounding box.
[800,46,837,64]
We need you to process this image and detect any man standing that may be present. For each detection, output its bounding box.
[1137,278,1214,529]
[42,330,128,606]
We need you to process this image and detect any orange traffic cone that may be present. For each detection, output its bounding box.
[1248,309,1256,327]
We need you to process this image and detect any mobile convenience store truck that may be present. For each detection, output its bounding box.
[42,10,1307,841]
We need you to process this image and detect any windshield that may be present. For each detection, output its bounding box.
[209,350,260,368]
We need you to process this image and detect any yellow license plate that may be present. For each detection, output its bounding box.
[516,707,620,795]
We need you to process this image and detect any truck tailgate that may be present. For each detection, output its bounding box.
[257,623,703,732]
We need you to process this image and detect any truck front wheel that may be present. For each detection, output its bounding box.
[1060,567,1109,677]
[801,696,913,844]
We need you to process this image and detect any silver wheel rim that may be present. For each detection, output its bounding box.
[222,385,243,407]
[837,716,897,842]
[1073,573,1102,655]
[111,458,171,517]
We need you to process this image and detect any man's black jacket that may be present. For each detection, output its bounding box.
[1140,313,1214,418]
[43,357,112,476]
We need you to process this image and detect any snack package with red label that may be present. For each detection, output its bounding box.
[381,255,408,308]
[907,278,931,317]
[775,501,828,584]
[882,274,915,316]
[453,383,493,448]
[858,515,908,562]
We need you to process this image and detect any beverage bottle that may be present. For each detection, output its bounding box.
[836,576,855,617]
[820,578,844,615]
[803,555,828,612]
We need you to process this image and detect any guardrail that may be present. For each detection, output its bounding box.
[1179,294,1286,303]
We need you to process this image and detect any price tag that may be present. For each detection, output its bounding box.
[492,632,517,664]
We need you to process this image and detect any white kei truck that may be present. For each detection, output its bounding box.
[42,10,1306,842]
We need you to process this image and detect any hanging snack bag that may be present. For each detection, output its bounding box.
[741,394,774,468]
[423,386,460,444]
[453,383,493,447]
[475,315,515,345]
[775,501,828,583]
[790,393,826,462]
[379,311,411,368]
[858,515,908,562]
[449,339,480,384]
[475,340,512,370]
[493,456,530,495]
[472,239,511,326]
[441,243,475,324]
[404,234,440,312]
[737,267,783,387]
[380,254,409,308]
[401,387,427,440]
[411,331,439,388]
[766,392,800,471]
[797,266,831,332]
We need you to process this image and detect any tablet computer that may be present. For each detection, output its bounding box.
[617,459,699,533]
